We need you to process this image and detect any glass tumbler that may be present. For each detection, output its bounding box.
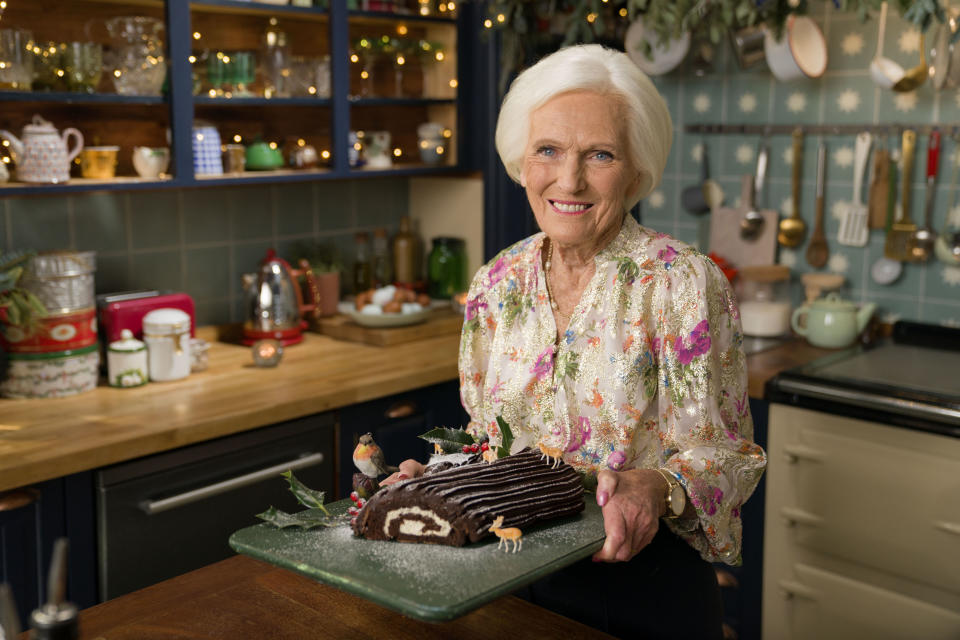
[0,28,34,90]
[64,42,103,93]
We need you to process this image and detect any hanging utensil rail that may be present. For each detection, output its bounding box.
[685,124,960,137]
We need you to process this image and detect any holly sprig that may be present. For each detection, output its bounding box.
[256,470,342,530]
[419,415,515,459]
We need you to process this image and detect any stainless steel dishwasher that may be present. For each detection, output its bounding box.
[96,413,334,600]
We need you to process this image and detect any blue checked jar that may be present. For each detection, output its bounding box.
[192,123,223,176]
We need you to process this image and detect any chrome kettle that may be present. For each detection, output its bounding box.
[242,249,319,346]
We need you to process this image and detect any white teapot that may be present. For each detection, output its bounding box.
[0,115,83,184]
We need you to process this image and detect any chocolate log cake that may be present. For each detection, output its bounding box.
[351,448,584,546]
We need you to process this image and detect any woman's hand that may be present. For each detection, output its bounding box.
[592,468,667,563]
[380,459,426,486]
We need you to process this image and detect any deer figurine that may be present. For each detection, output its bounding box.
[538,441,564,469]
[489,515,522,553]
[433,442,443,455]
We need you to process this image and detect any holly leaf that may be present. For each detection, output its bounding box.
[256,506,340,529]
[281,470,330,515]
[419,426,475,452]
[495,415,514,459]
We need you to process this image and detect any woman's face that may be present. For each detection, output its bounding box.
[521,90,641,252]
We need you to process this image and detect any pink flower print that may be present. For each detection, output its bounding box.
[465,296,487,322]
[487,256,508,286]
[657,245,678,264]
[530,345,555,382]
[607,450,626,471]
[674,319,711,365]
[567,416,592,452]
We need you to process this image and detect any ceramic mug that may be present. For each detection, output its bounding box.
[80,146,119,179]
[764,16,828,81]
[132,146,170,178]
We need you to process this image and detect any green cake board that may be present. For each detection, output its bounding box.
[229,497,606,622]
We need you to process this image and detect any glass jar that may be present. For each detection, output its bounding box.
[428,237,466,300]
[737,265,792,337]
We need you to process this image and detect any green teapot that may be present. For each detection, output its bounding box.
[790,293,877,349]
[245,141,284,171]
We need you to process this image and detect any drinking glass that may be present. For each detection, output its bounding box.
[64,42,103,93]
[0,28,34,90]
[31,41,66,91]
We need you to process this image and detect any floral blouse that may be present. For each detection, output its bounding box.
[459,215,767,565]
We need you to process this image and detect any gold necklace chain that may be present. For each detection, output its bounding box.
[544,240,571,320]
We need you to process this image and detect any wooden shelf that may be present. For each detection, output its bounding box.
[194,96,333,106]
[349,10,457,26]
[0,91,166,105]
[190,0,329,19]
[0,176,178,196]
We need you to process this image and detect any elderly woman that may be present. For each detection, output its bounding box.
[386,44,766,638]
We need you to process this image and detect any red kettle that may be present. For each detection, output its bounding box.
[242,249,320,346]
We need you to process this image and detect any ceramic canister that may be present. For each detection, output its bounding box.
[107,328,147,388]
[0,345,99,399]
[142,308,191,382]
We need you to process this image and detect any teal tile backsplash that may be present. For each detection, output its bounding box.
[649,5,960,327]
[0,178,410,326]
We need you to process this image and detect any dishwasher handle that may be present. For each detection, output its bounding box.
[139,452,325,515]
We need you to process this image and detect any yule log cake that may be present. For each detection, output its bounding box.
[351,448,585,546]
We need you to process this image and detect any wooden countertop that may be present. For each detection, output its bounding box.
[0,329,461,493]
[58,554,614,640]
[0,321,831,494]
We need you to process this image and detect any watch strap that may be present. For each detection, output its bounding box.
[656,468,682,519]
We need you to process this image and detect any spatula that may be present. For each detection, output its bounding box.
[884,129,918,261]
[868,146,890,229]
[838,132,872,246]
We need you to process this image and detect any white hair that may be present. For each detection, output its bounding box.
[495,44,673,209]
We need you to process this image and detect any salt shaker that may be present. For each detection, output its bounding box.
[107,329,147,388]
[142,308,191,382]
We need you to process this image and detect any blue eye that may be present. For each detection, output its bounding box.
[536,146,555,157]
[593,151,613,161]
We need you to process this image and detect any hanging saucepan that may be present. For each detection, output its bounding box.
[624,17,690,76]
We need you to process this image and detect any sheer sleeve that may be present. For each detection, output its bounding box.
[653,251,767,565]
[458,263,495,440]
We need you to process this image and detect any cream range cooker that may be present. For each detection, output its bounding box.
[763,321,960,640]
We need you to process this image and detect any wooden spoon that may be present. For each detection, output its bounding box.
[806,143,829,268]
[778,128,807,247]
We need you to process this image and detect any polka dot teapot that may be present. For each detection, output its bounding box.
[0,115,84,184]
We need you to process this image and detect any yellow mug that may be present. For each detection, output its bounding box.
[80,146,119,179]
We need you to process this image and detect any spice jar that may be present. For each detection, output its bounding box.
[143,308,191,382]
[107,329,147,388]
[737,265,792,337]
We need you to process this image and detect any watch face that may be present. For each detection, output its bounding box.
[669,485,686,516]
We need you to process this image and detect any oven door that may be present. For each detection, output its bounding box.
[96,413,333,600]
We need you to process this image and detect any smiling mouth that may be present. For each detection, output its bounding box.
[549,200,592,214]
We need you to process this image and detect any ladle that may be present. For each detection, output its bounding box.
[778,128,807,247]
[934,131,960,264]
[893,34,928,92]
[870,2,904,89]
[740,141,768,239]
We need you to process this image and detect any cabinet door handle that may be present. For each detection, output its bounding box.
[385,400,416,419]
[783,443,825,464]
[0,488,39,512]
[139,452,325,515]
[781,506,823,528]
[779,579,818,601]
[933,520,960,536]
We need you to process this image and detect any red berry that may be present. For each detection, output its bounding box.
[347,506,358,515]
[480,442,489,451]
[356,499,365,508]
[350,491,359,502]
[462,445,471,453]
[350,517,358,526]
[470,444,480,453]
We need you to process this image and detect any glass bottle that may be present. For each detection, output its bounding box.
[353,232,372,294]
[428,237,466,299]
[371,227,392,287]
[392,217,420,287]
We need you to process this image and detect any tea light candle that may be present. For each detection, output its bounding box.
[252,339,283,367]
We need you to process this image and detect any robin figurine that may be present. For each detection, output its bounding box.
[352,433,398,479]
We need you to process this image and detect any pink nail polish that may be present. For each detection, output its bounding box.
[397,473,408,479]
[597,491,608,506]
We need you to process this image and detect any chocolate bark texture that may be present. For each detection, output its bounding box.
[352,448,585,546]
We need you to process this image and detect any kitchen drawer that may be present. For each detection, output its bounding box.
[767,405,960,595]
[774,563,960,640]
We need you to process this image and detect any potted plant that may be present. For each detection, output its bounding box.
[289,242,343,318]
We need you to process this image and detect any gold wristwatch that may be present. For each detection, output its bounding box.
[656,468,686,519]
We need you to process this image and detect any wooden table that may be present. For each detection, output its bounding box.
[61,555,614,640]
